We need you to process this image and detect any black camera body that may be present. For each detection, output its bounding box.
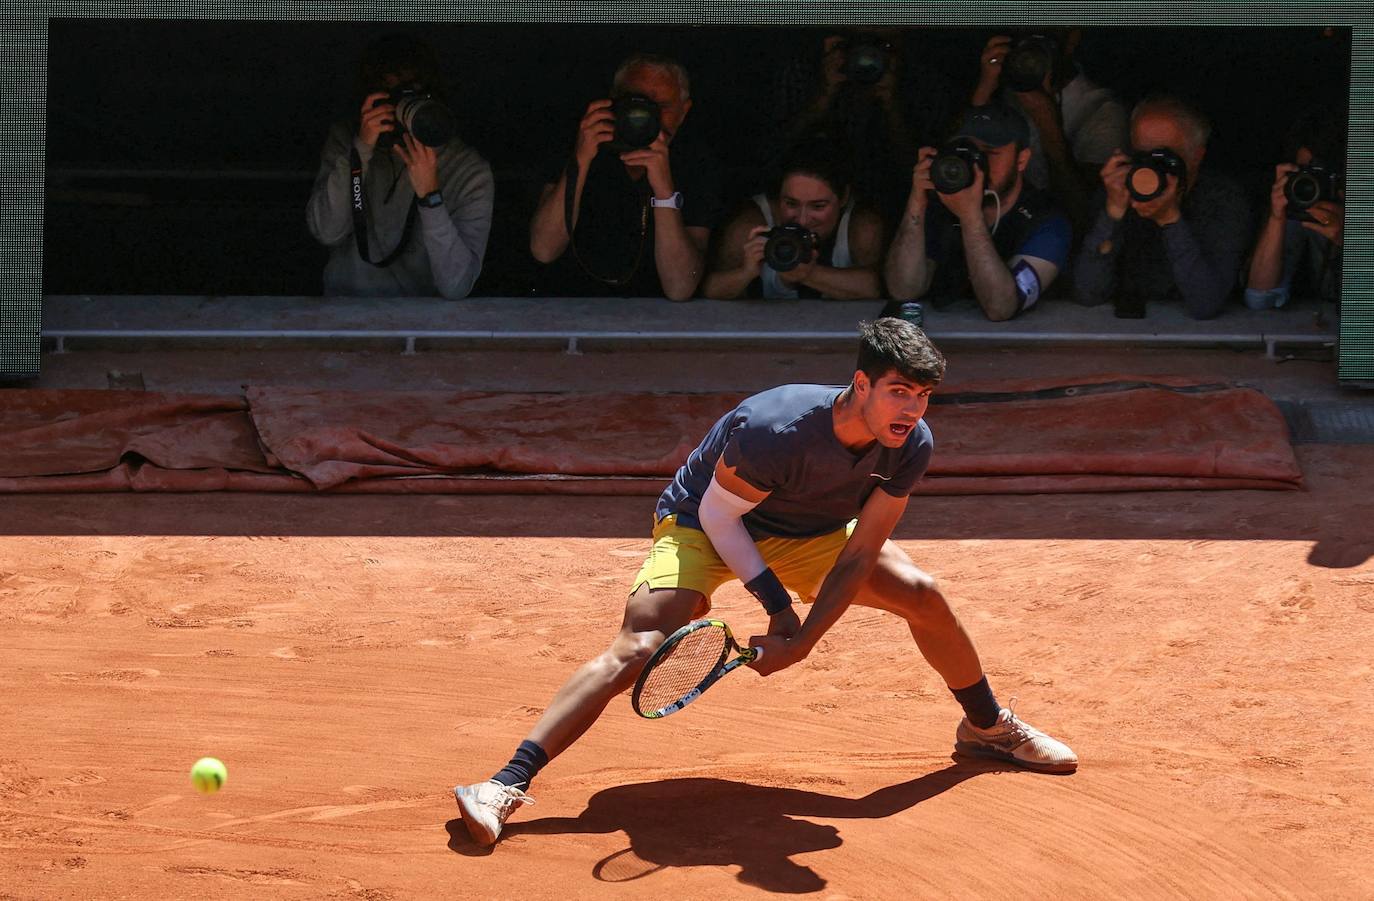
[931,138,990,194]
[839,37,893,86]
[1284,164,1342,221]
[763,224,819,272]
[606,94,662,153]
[1126,148,1187,202]
[374,85,456,149]
[1003,34,1057,93]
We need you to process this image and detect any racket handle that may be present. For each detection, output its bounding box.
[751,645,764,661]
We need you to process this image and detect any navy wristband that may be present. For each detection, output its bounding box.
[744,567,792,615]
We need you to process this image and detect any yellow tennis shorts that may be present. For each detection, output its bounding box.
[630,513,857,608]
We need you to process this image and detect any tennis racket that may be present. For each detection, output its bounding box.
[631,618,762,719]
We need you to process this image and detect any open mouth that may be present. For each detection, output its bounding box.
[888,422,914,439]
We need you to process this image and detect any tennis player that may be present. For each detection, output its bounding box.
[455,317,1076,846]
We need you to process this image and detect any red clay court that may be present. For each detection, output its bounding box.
[2,345,1371,899]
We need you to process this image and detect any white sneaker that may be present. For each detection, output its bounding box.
[454,780,536,846]
[955,700,1078,774]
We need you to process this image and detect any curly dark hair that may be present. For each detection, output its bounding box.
[856,318,946,386]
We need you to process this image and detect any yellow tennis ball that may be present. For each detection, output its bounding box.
[190,757,227,794]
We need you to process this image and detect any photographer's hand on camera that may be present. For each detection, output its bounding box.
[358,92,398,149]
[618,131,675,199]
[741,225,769,278]
[575,99,617,171]
[1268,163,1300,221]
[1101,149,1133,221]
[972,35,1012,106]
[391,132,441,197]
[1302,199,1344,247]
[906,147,937,216]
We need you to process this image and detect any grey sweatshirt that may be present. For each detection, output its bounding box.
[1072,172,1250,320]
[306,122,494,300]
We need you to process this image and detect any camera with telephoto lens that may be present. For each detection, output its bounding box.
[606,94,662,153]
[1003,34,1057,93]
[1284,163,1342,221]
[839,37,894,85]
[930,138,990,194]
[1126,147,1187,202]
[763,224,819,272]
[374,84,456,149]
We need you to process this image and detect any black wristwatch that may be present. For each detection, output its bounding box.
[418,190,444,209]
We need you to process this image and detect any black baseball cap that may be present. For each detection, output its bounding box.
[954,101,1031,148]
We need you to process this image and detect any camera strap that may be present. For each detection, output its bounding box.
[350,144,419,268]
[563,155,648,287]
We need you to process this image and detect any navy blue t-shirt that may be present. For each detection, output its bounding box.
[656,384,934,539]
[925,186,1072,311]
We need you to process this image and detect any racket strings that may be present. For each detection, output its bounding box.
[637,627,728,712]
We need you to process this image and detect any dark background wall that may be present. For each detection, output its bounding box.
[42,19,1350,296]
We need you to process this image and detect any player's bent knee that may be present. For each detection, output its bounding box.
[902,576,956,630]
[608,631,662,673]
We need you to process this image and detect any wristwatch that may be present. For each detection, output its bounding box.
[418,190,444,209]
[649,191,683,210]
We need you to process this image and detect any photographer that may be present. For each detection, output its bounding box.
[528,53,723,300]
[1245,109,1344,310]
[702,138,883,300]
[1073,95,1250,320]
[306,34,494,300]
[971,29,1128,233]
[885,102,1071,322]
[768,29,953,228]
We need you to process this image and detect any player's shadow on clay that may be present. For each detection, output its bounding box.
[448,759,1013,893]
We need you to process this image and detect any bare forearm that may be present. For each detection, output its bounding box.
[653,211,705,301]
[885,212,933,299]
[702,264,757,300]
[1247,217,1287,291]
[794,557,869,656]
[796,265,882,300]
[530,169,578,263]
[959,214,1020,320]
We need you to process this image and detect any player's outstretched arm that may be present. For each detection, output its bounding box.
[749,489,908,676]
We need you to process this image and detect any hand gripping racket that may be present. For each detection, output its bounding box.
[631,618,762,719]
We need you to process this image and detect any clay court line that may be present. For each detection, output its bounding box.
[0,797,436,855]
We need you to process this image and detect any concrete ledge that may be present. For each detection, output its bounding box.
[42,295,1339,359]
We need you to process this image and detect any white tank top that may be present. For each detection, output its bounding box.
[751,193,854,299]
